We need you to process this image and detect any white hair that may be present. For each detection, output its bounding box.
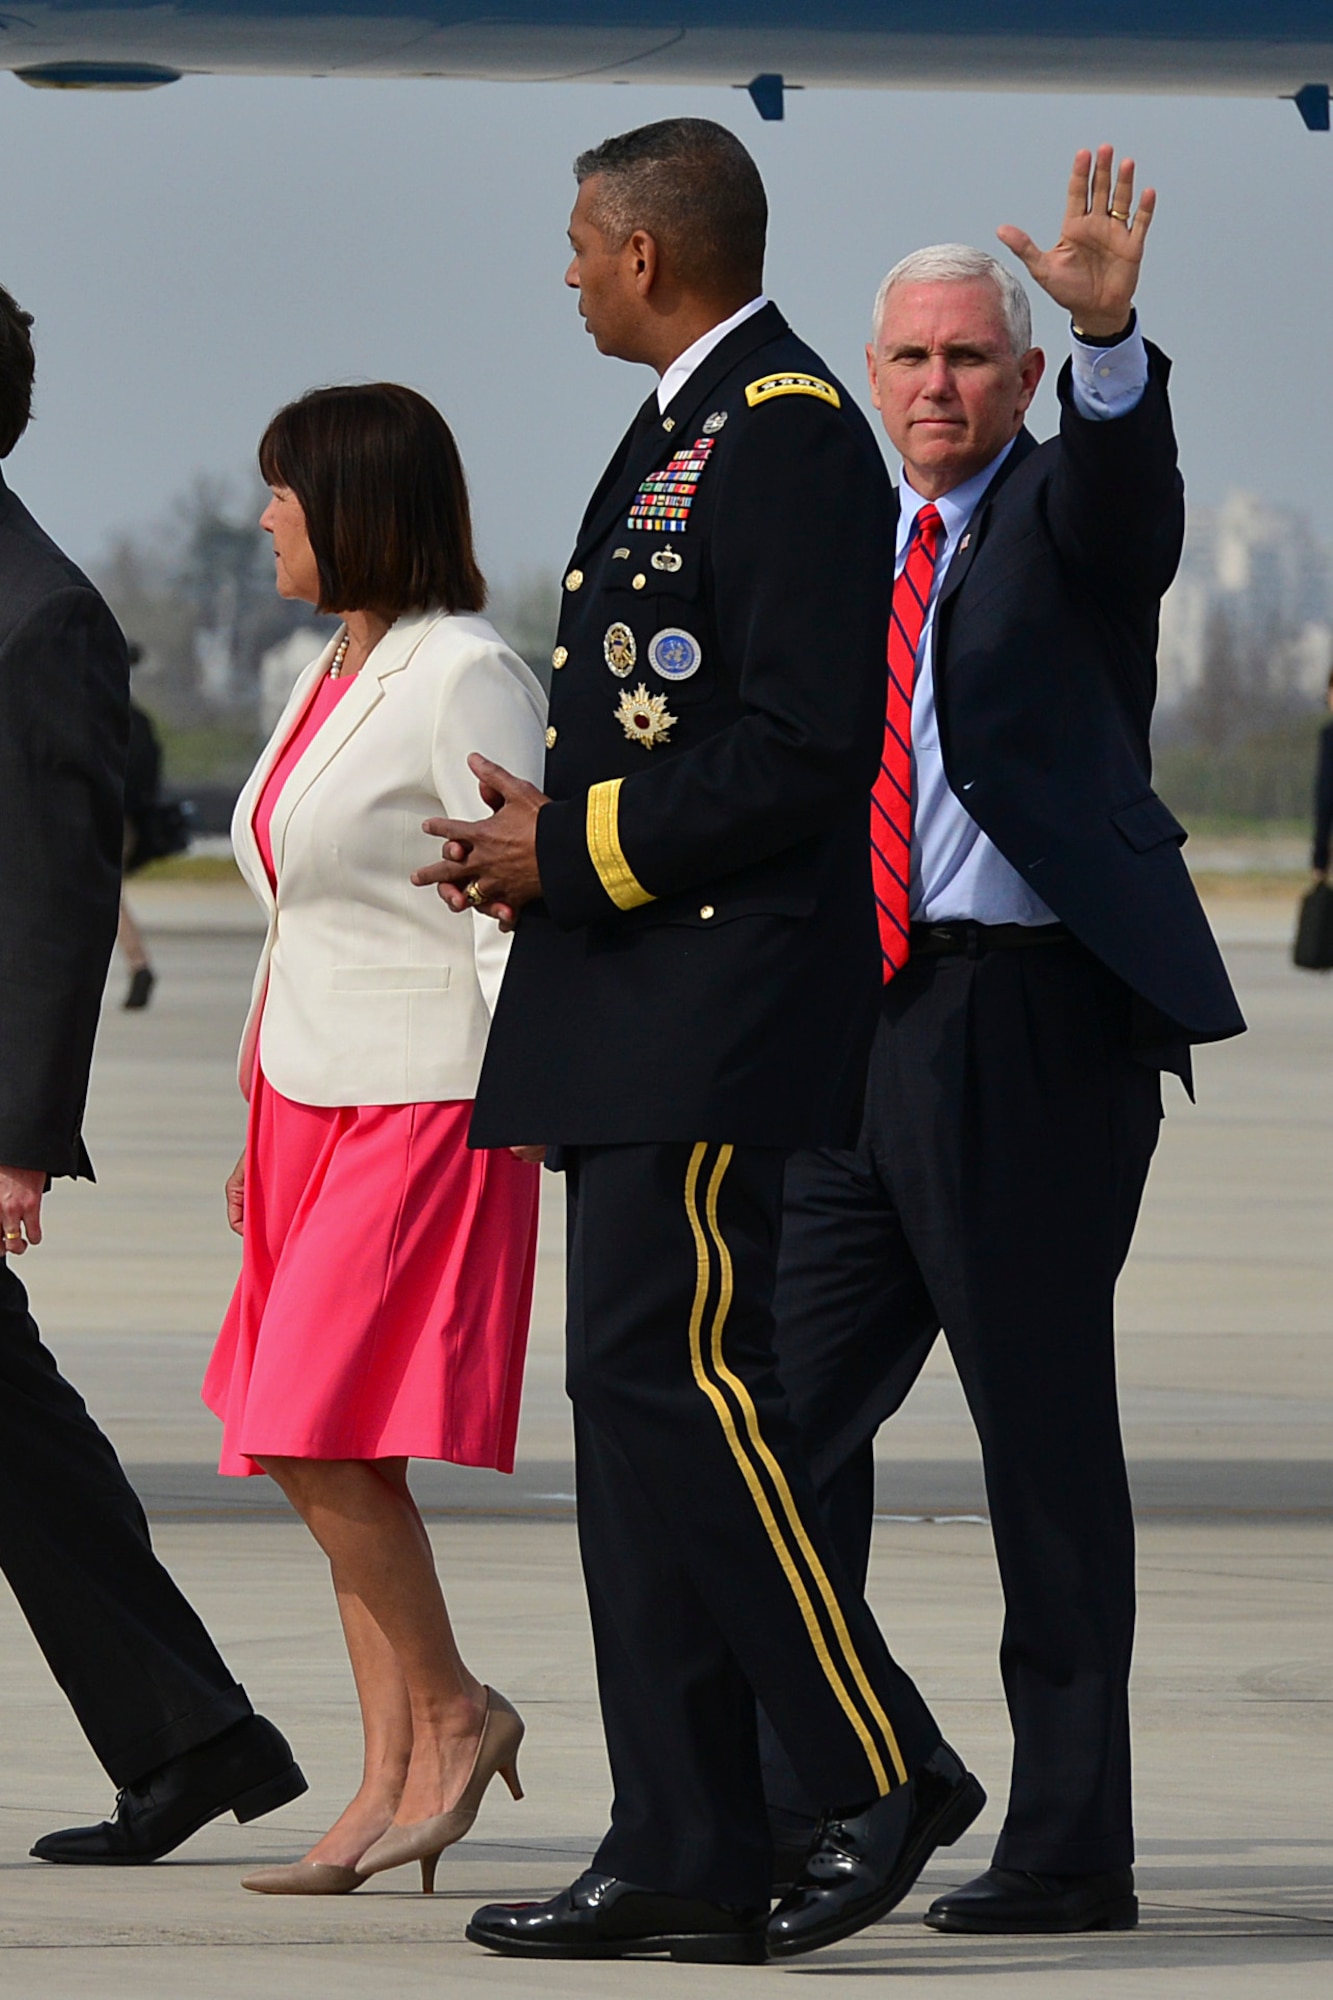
[871,244,1032,356]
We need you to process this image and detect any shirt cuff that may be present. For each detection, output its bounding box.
[1069,320,1149,422]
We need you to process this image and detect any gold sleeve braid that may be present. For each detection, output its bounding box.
[586,778,655,911]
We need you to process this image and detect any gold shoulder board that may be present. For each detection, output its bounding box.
[744,372,841,410]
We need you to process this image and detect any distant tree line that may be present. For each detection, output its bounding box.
[1154,606,1326,826]
[95,478,560,792]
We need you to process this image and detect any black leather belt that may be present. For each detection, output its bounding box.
[909,920,1072,958]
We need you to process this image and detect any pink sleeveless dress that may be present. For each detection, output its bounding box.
[202,668,539,1476]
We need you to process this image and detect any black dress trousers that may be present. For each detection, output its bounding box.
[761,940,1162,1876]
[564,1140,941,1907]
[0,1264,252,1786]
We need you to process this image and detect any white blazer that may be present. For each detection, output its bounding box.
[232,609,547,1108]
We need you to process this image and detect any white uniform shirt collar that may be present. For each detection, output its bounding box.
[656,296,770,412]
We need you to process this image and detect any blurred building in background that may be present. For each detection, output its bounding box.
[1155,491,1333,824]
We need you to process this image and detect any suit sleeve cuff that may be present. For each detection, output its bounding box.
[1069,317,1149,421]
[535,781,657,929]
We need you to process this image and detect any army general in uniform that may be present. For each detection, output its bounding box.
[415,119,982,1965]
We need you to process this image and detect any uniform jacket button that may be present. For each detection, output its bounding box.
[564,569,584,591]
[699,904,715,919]
[551,646,568,669]
[545,726,558,749]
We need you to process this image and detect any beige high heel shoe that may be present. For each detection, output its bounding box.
[356,1687,524,1894]
[241,1859,366,1895]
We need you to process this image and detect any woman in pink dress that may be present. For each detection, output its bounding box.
[202,384,547,1895]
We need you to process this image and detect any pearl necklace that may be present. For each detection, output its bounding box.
[327,631,352,678]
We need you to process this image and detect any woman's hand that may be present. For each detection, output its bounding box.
[226,1154,246,1236]
[0,1165,44,1256]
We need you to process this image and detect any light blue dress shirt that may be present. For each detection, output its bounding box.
[901,322,1150,924]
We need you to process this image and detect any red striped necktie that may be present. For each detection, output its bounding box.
[871,502,943,980]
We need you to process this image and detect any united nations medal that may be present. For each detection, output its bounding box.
[647,627,701,682]
[603,622,637,677]
[616,683,677,749]
[651,547,682,573]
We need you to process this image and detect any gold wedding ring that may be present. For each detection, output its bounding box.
[1109,207,1130,222]
[465,880,487,908]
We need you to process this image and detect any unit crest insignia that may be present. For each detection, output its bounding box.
[603,622,637,677]
[616,683,677,749]
[648,628,701,682]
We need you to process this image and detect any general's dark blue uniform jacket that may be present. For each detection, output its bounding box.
[931,342,1243,1060]
[470,303,894,1148]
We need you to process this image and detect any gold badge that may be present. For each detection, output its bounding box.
[612,546,631,560]
[651,548,682,573]
[564,568,584,591]
[603,622,637,677]
[616,683,677,750]
[551,645,568,670]
[545,725,558,748]
[702,411,728,435]
[744,372,841,410]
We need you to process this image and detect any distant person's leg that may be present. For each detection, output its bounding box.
[0,1263,306,1861]
[117,892,155,1010]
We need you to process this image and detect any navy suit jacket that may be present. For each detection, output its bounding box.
[0,469,128,1176]
[930,343,1244,1065]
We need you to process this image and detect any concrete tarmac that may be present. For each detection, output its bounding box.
[1,884,1330,1994]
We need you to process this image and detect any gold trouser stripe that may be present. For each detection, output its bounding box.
[701,1148,908,1787]
[586,778,655,911]
[683,1143,896,1796]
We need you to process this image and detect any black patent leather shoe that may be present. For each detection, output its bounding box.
[466,1870,769,1963]
[925,1865,1137,1933]
[767,1742,985,1959]
[30,1715,307,1864]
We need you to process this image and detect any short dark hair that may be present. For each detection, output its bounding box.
[574,118,767,298]
[0,285,35,459]
[258,383,485,617]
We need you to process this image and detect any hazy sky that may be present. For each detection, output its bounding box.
[0,73,1329,586]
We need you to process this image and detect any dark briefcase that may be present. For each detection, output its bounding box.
[1293,881,1333,970]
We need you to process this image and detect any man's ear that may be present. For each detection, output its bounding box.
[628,229,659,298]
[865,342,882,411]
[1017,346,1045,415]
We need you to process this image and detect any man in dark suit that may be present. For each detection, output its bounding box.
[0,283,307,1864]
[414,119,982,1963]
[759,149,1245,1936]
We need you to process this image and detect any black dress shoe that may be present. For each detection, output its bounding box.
[30,1715,307,1864]
[772,1835,814,1898]
[767,1742,985,1959]
[124,966,155,1011]
[925,1865,1137,1934]
[466,1870,769,1963]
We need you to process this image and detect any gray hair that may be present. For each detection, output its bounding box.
[871,245,1032,356]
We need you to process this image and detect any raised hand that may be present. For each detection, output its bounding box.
[997,144,1154,339]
